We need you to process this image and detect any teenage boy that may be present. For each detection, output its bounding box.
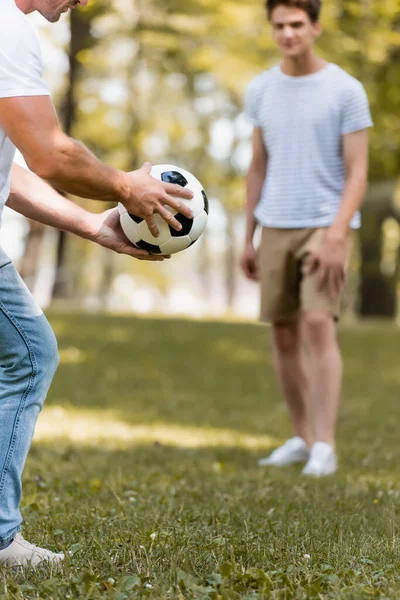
[241,0,372,476]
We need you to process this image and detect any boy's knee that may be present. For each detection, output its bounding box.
[302,311,336,351]
[272,320,301,356]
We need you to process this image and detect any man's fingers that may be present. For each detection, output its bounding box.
[145,216,160,238]
[140,161,152,174]
[156,206,183,232]
[162,182,194,200]
[139,254,165,261]
[119,247,165,261]
[163,195,193,219]
[126,248,149,257]
[129,249,166,261]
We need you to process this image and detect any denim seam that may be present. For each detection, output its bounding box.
[0,301,38,499]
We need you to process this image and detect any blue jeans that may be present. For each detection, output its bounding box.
[0,248,59,545]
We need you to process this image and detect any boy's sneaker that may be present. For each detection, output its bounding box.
[302,442,337,477]
[0,534,64,567]
[258,437,309,467]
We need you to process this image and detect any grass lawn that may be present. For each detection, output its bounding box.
[1,313,400,599]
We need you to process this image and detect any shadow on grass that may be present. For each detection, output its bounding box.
[48,313,279,436]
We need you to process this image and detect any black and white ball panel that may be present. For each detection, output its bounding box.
[118,164,208,255]
[119,208,142,245]
[202,190,209,215]
[150,164,205,219]
[160,170,188,187]
[186,209,208,240]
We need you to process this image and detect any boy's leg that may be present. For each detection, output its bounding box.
[296,229,353,475]
[0,250,59,547]
[301,311,342,446]
[271,320,311,446]
[258,228,311,466]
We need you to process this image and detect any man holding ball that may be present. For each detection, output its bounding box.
[241,0,372,476]
[0,0,193,567]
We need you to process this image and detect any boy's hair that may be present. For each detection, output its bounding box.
[265,0,322,23]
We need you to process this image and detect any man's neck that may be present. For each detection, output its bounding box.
[281,53,328,77]
[15,0,34,14]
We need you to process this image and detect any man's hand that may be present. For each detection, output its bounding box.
[305,232,347,298]
[0,97,195,234]
[241,242,259,281]
[123,163,194,238]
[89,207,169,262]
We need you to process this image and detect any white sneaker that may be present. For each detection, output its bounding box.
[258,437,309,467]
[302,442,337,477]
[0,533,64,567]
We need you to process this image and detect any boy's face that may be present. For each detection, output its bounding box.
[270,6,321,58]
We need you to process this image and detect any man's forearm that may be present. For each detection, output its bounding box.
[245,167,265,244]
[8,164,96,240]
[329,171,368,239]
[30,134,129,204]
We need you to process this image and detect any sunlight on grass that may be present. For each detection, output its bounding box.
[213,339,266,364]
[34,406,278,450]
[58,346,87,365]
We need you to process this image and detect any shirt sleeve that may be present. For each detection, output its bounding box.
[244,75,265,128]
[341,82,373,135]
[0,13,49,99]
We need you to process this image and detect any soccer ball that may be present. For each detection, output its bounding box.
[118,164,209,255]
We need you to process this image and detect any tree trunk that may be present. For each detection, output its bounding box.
[19,220,46,291]
[359,209,397,317]
[358,180,399,318]
[97,249,115,310]
[51,10,92,301]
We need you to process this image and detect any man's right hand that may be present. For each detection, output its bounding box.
[123,162,194,238]
[240,242,259,281]
[0,96,194,233]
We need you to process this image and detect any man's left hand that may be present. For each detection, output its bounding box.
[305,232,347,299]
[88,207,169,261]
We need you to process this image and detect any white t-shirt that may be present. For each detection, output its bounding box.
[245,64,373,229]
[0,0,49,227]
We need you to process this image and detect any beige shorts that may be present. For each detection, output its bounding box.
[259,227,353,323]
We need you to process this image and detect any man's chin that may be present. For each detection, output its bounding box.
[39,10,62,22]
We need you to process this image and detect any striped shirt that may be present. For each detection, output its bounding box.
[245,63,373,229]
